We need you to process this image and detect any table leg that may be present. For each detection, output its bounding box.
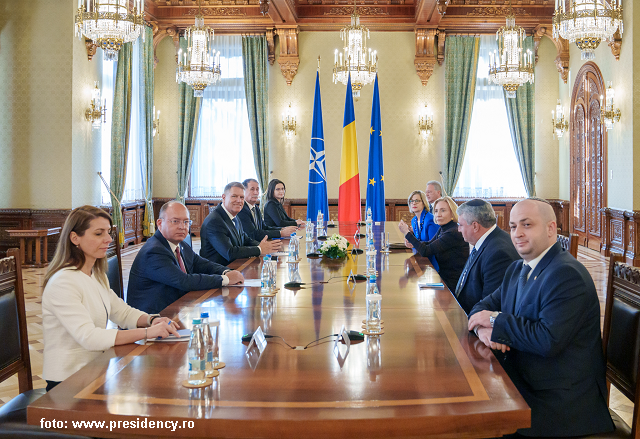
[27,239,33,264]
[19,238,26,265]
[35,238,42,266]
[44,236,49,263]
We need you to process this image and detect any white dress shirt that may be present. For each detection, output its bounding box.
[472,224,497,252]
[523,243,555,280]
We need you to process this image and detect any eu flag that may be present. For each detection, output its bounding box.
[307,71,329,222]
[366,75,385,221]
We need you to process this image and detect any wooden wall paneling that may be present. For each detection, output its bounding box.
[122,207,137,248]
[0,210,33,258]
[601,208,625,257]
[624,211,640,266]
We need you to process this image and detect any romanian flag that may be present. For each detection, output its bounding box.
[338,74,361,224]
[366,74,385,221]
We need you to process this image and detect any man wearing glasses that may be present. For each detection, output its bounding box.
[127,200,244,314]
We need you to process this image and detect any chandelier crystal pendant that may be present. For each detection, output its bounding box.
[176,2,222,98]
[488,4,534,99]
[332,1,378,98]
[553,0,623,61]
[75,0,145,61]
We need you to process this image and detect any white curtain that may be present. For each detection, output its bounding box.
[453,35,527,198]
[100,41,145,203]
[190,35,257,197]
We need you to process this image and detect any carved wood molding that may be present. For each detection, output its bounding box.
[323,7,389,16]
[415,28,437,86]
[153,26,181,67]
[266,29,276,65]
[436,29,445,65]
[276,27,299,85]
[602,207,640,266]
[534,24,569,84]
[437,0,448,16]
[183,7,246,16]
[609,29,622,61]
[85,38,97,61]
[467,7,530,17]
[0,255,16,275]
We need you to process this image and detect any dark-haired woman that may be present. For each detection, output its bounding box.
[408,190,440,271]
[263,179,305,228]
[42,206,179,392]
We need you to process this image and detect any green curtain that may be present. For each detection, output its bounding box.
[140,26,155,237]
[242,36,269,202]
[443,36,480,196]
[504,36,536,197]
[176,37,202,203]
[110,43,133,246]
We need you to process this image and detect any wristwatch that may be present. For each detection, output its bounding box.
[147,314,161,326]
[489,311,500,328]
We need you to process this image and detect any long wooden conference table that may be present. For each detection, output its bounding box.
[27,222,530,438]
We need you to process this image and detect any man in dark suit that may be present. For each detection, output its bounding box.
[238,178,296,241]
[468,198,613,438]
[127,201,244,314]
[454,199,520,314]
[200,181,281,265]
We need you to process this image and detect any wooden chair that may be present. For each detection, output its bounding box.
[0,248,45,424]
[106,226,124,299]
[592,253,640,438]
[557,232,579,258]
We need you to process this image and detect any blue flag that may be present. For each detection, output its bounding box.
[307,71,329,221]
[366,75,385,221]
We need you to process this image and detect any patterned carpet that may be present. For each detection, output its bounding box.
[0,241,634,430]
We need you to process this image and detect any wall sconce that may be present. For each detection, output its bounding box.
[601,82,621,131]
[551,99,568,138]
[152,105,160,138]
[85,82,106,128]
[282,103,297,139]
[418,104,433,139]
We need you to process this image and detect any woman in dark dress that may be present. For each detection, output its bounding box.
[263,179,305,228]
[398,196,469,291]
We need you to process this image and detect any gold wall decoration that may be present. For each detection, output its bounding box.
[414,29,437,86]
[85,38,97,61]
[467,7,531,17]
[277,27,299,86]
[324,7,389,16]
[266,29,276,66]
[183,8,246,16]
[608,30,622,61]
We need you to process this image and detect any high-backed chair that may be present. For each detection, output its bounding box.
[106,226,124,299]
[557,232,579,258]
[0,248,46,424]
[591,253,640,438]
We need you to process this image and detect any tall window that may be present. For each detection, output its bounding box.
[100,40,145,204]
[190,35,256,197]
[453,35,527,198]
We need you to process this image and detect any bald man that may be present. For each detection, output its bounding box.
[468,198,613,438]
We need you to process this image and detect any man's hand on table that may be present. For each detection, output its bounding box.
[226,270,244,285]
[259,235,282,255]
[468,310,494,331]
[476,327,510,353]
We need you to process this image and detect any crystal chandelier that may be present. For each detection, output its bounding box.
[176,3,222,98]
[551,100,568,138]
[488,5,534,99]
[75,0,145,61]
[282,103,297,139]
[601,82,621,130]
[332,2,378,98]
[553,0,623,61]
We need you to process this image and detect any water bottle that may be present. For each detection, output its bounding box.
[317,210,324,230]
[261,255,271,293]
[188,318,206,385]
[365,208,374,249]
[365,275,382,333]
[200,312,214,376]
[366,249,377,276]
[288,233,299,261]
[269,256,278,291]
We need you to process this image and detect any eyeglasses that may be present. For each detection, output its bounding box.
[166,219,193,227]
[409,199,422,204]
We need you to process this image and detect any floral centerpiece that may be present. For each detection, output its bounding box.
[318,234,350,260]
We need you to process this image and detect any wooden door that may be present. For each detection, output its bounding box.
[570,62,607,252]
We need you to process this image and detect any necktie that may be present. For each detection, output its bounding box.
[455,247,477,297]
[515,264,532,310]
[233,216,241,232]
[175,246,187,274]
[251,207,258,227]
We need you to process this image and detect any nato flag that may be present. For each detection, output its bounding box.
[366,74,386,221]
[307,71,329,221]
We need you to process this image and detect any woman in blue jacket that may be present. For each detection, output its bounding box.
[407,190,440,271]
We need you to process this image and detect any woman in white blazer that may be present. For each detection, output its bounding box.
[42,206,179,391]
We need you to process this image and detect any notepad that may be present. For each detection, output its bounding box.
[418,281,445,289]
[151,329,191,342]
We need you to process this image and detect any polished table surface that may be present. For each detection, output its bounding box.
[27,222,530,438]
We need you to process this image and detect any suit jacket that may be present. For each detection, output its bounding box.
[238,202,281,241]
[127,230,229,314]
[405,220,469,292]
[411,209,440,271]
[200,204,261,265]
[470,243,614,437]
[263,199,297,227]
[455,227,520,315]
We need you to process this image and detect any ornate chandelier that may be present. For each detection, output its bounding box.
[75,0,145,61]
[332,2,378,98]
[176,4,221,98]
[488,6,534,99]
[551,99,568,138]
[553,0,623,61]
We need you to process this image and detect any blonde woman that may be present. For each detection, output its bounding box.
[42,206,179,392]
[407,190,440,271]
[398,197,469,291]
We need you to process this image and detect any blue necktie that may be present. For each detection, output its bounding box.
[515,264,532,311]
[455,247,477,297]
[233,217,240,232]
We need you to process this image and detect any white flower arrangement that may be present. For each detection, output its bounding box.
[318,234,350,259]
